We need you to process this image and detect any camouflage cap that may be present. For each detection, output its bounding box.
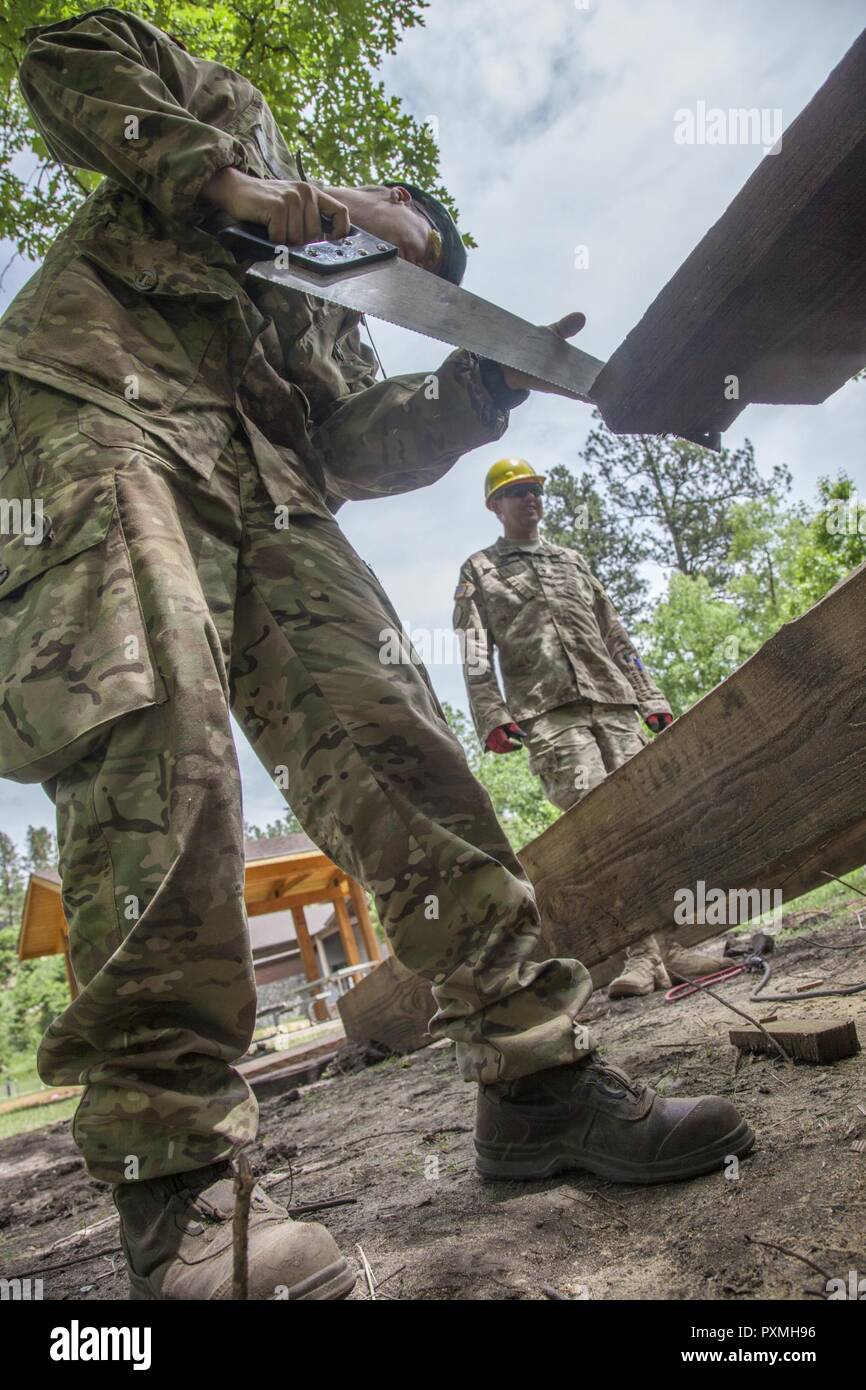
[383,182,467,285]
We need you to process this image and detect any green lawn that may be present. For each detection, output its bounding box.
[0,1094,79,1142]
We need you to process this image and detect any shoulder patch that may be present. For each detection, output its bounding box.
[453,581,475,600]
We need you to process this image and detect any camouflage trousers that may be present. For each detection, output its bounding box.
[522,702,649,812]
[0,375,593,1182]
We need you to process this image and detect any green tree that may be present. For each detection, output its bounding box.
[443,703,558,849]
[244,812,304,840]
[0,0,451,260]
[541,464,649,625]
[637,572,756,716]
[0,825,65,1072]
[0,830,23,937]
[581,413,792,585]
[638,473,864,716]
[789,474,866,609]
[0,831,24,1005]
[23,822,54,872]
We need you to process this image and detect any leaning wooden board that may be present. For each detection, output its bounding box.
[592,25,866,443]
[341,564,866,1050]
[520,562,866,966]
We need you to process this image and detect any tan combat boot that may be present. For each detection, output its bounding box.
[114,1160,355,1300]
[475,1053,754,1184]
[608,934,671,998]
[665,940,730,981]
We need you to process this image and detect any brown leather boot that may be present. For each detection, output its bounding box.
[608,935,671,998]
[665,940,730,980]
[114,1160,355,1300]
[475,1054,754,1184]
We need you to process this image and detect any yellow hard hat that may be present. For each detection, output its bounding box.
[484,458,546,502]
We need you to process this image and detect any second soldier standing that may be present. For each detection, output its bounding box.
[453,458,726,997]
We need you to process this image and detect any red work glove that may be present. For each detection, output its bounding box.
[645,711,673,734]
[485,722,527,754]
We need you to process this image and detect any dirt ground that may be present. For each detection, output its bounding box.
[1,910,864,1302]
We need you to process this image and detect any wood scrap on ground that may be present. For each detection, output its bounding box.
[730,1017,860,1063]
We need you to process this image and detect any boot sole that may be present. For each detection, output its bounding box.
[476,1118,755,1185]
[128,1256,357,1300]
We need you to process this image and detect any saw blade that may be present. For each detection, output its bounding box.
[241,253,604,399]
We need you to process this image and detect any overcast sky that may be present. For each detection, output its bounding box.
[1,0,865,848]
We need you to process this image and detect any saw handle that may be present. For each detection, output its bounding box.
[217,221,398,275]
[217,221,287,259]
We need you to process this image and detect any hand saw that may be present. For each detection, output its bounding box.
[217,221,604,400]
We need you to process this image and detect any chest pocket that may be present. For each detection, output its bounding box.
[19,242,233,418]
[540,553,595,608]
[491,558,540,605]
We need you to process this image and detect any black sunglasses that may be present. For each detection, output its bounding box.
[498,482,543,499]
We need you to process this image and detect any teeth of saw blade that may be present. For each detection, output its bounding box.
[244,258,603,400]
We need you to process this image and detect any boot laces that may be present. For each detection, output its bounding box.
[591,1058,644,1099]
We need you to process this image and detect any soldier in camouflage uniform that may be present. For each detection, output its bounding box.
[0,8,752,1299]
[453,460,723,999]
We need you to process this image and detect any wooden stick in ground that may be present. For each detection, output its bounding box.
[355,1243,377,1299]
[232,1151,256,1301]
[819,870,866,899]
[744,1234,833,1284]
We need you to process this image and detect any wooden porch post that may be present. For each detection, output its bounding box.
[61,932,79,1001]
[291,906,329,1022]
[347,879,383,962]
[332,893,362,966]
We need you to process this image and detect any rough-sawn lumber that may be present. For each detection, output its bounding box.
[592,26,866,444]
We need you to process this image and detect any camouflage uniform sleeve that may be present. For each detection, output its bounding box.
[452,562,512,745]
[18,8,249,220]
[589,574,672,721]
[311,347,512,504]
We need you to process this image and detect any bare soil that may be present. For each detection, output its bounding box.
[1,911,864,1301]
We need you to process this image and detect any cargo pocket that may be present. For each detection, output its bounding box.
[0,475,167,784]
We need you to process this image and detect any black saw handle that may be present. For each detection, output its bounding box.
[217,221,398,275]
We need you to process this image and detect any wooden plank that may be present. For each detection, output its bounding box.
[347,879,384,962]
[246,879,350,915]
[338,955,433,1054]
[332,893,362,966]
[729,1018,860,1063]
[241,1041,340,1097]
[240,1036,340,1082]
[291,906,329,1022]
[519,563,866,969]
[592,26,866,444]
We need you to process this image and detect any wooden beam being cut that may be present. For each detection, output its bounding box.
[520,563,866,967]
[592,26,866,443]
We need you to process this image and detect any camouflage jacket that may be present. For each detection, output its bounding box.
[0,7,512,511]
[453,537,671,742]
